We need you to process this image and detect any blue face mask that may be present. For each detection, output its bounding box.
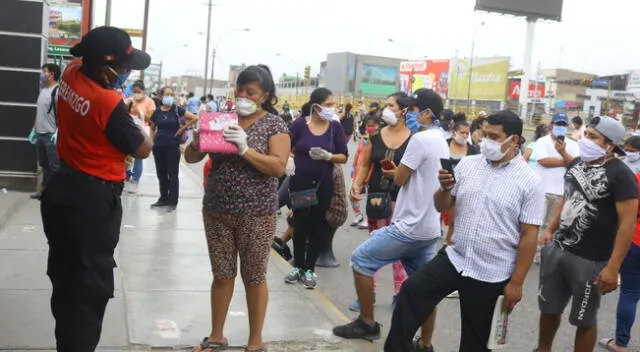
[552,125,567,137]
[162,96,175,106]
[406,110,438,134]
[40,73,48,84]
[106,67,131,89]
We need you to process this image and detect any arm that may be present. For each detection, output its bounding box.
[352,142,373,192]
[607,199,639,270]
[394,164,414,186]
[330,153,347,164]
[510,223,539,286]
[104,102,151,159]
[537,158,567,168]
[523,147,533,162]
[394,136,423,186]
[177,110,198,135]
[242,133,291,177]
[445,204,456,245]
[538,139,574,167]
[330,121,348,164]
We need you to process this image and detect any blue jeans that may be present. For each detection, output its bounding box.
[616,243,640,347]
[351,223,440,278]
[36,133,60,188]
[131,159,143,184]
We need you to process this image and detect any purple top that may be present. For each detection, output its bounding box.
[290,117,348,183]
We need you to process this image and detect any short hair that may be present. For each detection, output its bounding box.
[132,80,145,90]
[572,116,583,127]
[42,63,61,81]
[487,110,524,145]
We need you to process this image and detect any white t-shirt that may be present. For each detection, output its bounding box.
[392,129,449,240]
[533,135,580,195]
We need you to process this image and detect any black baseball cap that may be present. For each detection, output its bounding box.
[70,26,151,70]
[398,88,444,118]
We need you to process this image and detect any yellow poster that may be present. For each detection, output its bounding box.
[448,57,509,101]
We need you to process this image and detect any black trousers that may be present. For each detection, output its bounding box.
[385,249,508,352]
[40,169,123,352]
[290,178,334,272]
[152,145,181,205]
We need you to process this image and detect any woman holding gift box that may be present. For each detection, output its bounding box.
[149,86,198,212]
[184,65,290,352]
[284,87,349,289]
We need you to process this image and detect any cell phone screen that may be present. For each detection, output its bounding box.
[440,158,456,182]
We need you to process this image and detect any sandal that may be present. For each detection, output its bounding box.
[598,338,622,352]
[195,337,229,352]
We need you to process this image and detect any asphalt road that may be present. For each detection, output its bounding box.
[183,128,640,352]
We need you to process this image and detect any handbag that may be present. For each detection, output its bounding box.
[365,148,395,219]
[290,121,335,210]
[326,164,348,229]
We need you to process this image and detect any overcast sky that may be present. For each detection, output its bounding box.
[90,0,639,80]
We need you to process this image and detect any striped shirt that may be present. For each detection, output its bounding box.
[447,154,545,283]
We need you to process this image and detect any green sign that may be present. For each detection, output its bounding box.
[48,44,71,57]
[359,64,398,96]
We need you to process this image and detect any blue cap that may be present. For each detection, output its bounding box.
[552,112,568,124]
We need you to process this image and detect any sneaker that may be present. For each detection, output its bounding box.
[349,295,376,312]
[127,183,139,194]
[30,193,41,200]
[413,337,435,352]
[284,267,302,284]
[333,317,381,341]
[447,291,459,299]
[357,219,368,229]
[166,205,177,213]
[151,199,169,208]
[350,214,364,227]
[302,270,317,289]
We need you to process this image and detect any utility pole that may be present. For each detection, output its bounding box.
[140,0,150,80]
[210,48,216,95]
[203,0,213,95]
[105,0,112,26]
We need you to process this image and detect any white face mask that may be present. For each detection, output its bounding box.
[315,104,336,121]
[578,139,607,162]
[453,134,467,145]
[480,136,513,161]
[236,97,258,116]
[133,93,144,101]
[624,151,640,163]
[381,108,398,126]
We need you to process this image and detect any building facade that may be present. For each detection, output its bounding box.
[324,52,403,98]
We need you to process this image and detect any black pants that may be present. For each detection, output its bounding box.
[290,178,334,272]
[152,145,181,205]
[40,170,123,352]
[36,132,60,188]
[385,249,508,352]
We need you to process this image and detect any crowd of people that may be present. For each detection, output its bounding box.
[30,26,640,352]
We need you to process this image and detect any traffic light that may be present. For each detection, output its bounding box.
[304,66,311,80]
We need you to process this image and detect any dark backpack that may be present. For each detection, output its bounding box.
[47,85,59,118]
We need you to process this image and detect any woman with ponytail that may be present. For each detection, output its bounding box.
[285,88,349,289]
[185,65,291,352]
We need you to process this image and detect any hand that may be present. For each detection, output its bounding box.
[554,139,566,153]
[223,125,249,155]
[50,130,58,144]
[503,281,523,312]
[175,127,187,137]
[438,169,456,190]
[595,264,619,294]
[309,147,332,161]
[350,183,362,201]
[539,228,554,246]
[445,237,455,246]
[189,131,200,151]
[28,128,37,145]
[381,160,397,179]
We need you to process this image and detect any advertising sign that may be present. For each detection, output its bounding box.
[399,59,450,98]
[359,64,398,96]
[448,57,509,101]
[48,0,91,57]
[508,80,546,100]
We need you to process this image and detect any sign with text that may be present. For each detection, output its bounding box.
[449,57,509,101]
[399,59,450,98]
[48,0,91,56]
[508,80,546,100]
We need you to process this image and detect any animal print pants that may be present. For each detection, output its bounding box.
[203,211,276,286]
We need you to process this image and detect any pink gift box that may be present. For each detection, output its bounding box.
[198,112,239,154]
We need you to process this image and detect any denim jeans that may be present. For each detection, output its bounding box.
[616,243,640,347]
[36,133,60,188]
[131,159,143,184]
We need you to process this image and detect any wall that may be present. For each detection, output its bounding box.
[325,53,350,96]
[0,0,50,190]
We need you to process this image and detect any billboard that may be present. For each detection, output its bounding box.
[48,0,92,57]
[508,80,546,100]
[475,0,563,22]
[359,64,398,96]
[400,60,450,98]
[627,70,640,90]
[449,57,509,101]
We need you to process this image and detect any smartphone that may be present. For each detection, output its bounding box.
[440,158,456,182]
[557,135,565,142]
[381,159,394,170]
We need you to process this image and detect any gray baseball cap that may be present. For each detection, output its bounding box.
[589,116,626,155]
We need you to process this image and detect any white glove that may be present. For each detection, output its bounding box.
[285,156,295,176]
[309,147,332,161]
[223,125,249,155]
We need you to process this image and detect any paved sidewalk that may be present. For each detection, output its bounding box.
[0,157,377,352]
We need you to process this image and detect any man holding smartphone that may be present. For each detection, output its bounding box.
[384,110,545,352]
[532,112,580,262]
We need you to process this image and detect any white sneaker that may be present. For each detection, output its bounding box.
[127,183,139,194]
[357,219,368,229]
[350,214,364,227]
